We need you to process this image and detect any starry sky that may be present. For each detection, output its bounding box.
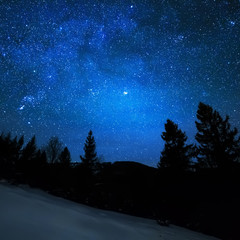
[0,0,239,166]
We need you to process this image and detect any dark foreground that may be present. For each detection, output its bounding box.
[1,161,240,240]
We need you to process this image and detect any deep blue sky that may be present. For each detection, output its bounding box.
[0,0,239,166]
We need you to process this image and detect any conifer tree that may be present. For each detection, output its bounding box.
[18,136,38,174]
[80,130,99,174]
[21,136,37,162]
[19,136,37,169]
[11,135,24,164]
[158,119,194,171]
[195,102,240,168]
[0,133,24,176]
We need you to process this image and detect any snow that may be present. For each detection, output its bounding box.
[0,183,220,240]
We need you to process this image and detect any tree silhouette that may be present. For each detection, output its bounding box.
[21,136,37,161]
[35,149,47,168]
[59,147,71,168]
[195,102,240,168]
[45,136,63,164]
[10,135,24,164]
[0,133,24,177]
[80,130,99,174]
[158,119,194,171]
[17,135,38,177]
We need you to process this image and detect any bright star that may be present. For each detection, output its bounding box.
[18,105,25,110]
[123,91,128,95]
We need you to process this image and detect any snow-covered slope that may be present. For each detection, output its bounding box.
[0,183,220,240]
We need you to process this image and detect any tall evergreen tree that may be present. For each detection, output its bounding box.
[21,136,37,162]
[10,135,24,172]
[195,102,240,168]
[80,130,99,174]
[18,136,38,174]
[0,133,24,176]
[158,119,194,171]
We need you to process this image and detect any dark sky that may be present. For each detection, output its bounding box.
[0,0,239,166]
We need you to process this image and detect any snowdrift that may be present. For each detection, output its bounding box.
[0,183,220,240]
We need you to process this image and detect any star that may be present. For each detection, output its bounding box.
[18,105,25,111]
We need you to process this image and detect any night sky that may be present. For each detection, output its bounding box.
[0,0,239,166]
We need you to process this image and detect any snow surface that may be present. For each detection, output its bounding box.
[0,183,220,240]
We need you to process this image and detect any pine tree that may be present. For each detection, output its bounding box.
[80,130,99,174]
[0,133,24,176]
[21,136,37,162]
[158,119,194,171]
[18,136,38,174]
[195,102,240,168]
[11,135,24,164]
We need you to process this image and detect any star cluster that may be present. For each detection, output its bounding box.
[0,0,239,166]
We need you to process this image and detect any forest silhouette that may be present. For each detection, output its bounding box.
[0,102,240,240]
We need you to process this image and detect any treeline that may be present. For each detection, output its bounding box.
[0,134,71,181]
[0,102,240,240]
[158,102,240,171]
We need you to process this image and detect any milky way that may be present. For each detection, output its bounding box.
[0,0,239,166]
